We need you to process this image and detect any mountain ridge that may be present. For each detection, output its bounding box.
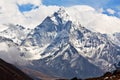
[0,8,120,79]
[21,8,120,78]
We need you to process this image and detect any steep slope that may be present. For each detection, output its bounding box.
[20,8,120,78]
[108,33,120,47]
[1,8,120,79]
[32,43,103,78]
[0,58,33,80]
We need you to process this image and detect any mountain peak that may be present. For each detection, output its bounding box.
[57,7,66,15]
[51,7,70,24]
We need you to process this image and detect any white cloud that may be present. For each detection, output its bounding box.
[97,8,104,13]
[17,0,42,6]
[0,42,28,65]
[0,24,9,31]
[107,8,115,15]
[0,0,59,28]
[0,0,120,34]
[22,5,59,28]
[67,6,120,33]
[0,0,25,25]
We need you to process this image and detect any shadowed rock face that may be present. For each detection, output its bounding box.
[0,58,33,80]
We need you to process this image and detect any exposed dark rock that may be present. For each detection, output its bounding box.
[0,58,33,80]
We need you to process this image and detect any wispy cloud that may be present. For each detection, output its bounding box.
[0,42,28,65]
[107,8,115,15]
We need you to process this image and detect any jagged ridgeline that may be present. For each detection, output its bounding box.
[0,8,120,79]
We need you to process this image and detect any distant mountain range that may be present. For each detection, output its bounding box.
[0,8,120,79]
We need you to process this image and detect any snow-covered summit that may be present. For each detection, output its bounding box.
[51,7,70,24]
[20,8,120,78]
[1,8,120,79]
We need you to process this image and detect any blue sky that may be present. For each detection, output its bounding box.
[42,0,120,9]
[1,0,120,33]
[18,0,120,18]
[18,4,39,12]
[42,0,109,8]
